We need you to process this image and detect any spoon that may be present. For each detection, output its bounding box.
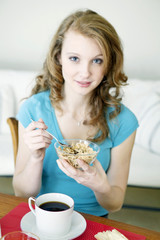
[30,118,71,148]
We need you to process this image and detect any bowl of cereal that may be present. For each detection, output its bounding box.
[54,139,100,168]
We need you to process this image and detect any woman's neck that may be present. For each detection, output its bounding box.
[60,88,91,121]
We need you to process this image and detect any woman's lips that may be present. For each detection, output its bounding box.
[76,80,92,87]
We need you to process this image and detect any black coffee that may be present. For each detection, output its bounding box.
[39,201,70,212]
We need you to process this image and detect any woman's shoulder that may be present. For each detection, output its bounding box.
[17,90,51,128]
[118,104,138,122]
[107,104,139,147]
[26,90,50,104]
[20,90,50,110]
[107,104,137,122]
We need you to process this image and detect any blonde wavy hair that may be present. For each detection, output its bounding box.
[31,9,128,142]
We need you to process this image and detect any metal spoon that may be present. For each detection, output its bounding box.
[30,118,71,148]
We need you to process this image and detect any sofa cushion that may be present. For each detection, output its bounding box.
[0,133,14,175]
[128,144,160,187]
[0,84,15,133]
[122,79,160,155]
[0,69,36,113]
[0,69,36,134]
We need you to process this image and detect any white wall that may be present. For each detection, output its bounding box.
[0,0,160,79]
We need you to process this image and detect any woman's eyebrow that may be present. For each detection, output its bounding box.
[94,54,103,57]
[66,52,103,58]
[66,52,80,55]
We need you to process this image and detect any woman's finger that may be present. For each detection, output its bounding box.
[26,119,47,131]
[28,129,52,139]
[29,142,51,150]
[77,159,90,172]
[56,159,72,177]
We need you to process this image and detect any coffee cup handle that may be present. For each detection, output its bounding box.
[28,196,36,215]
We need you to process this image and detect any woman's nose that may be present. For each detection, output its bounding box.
[79,63,91,78]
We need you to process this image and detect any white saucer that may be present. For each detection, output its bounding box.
[20,210,86,240]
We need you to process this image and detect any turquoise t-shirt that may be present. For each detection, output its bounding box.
[17,90,139,216]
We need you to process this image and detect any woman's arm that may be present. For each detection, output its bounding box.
[57,130,136,212]
[13,119,52,197]
[94,130,136,212]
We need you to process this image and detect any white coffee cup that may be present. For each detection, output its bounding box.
[28,193,74,237]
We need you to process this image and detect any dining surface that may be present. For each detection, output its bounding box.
[0,192,160,240]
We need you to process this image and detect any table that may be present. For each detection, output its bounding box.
[0,193,160,240]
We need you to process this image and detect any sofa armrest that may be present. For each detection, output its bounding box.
[7,117,18,166]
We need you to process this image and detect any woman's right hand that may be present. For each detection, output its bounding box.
[23,118,53,160]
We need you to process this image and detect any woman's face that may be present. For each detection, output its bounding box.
[59,30,105,96]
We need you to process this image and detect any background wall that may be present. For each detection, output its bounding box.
[0,0,160,79]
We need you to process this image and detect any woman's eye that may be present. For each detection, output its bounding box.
[69,56,79,62]
[93,58,103,64]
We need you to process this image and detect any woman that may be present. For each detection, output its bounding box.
[13,9,138,217]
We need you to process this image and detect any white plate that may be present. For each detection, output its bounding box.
[20,211,86,240]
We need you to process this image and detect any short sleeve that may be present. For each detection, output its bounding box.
[16,98,33,128]
[16,90,50,128]
[108,105,139,147]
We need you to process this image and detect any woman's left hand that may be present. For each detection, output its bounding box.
[56,158,108,192]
